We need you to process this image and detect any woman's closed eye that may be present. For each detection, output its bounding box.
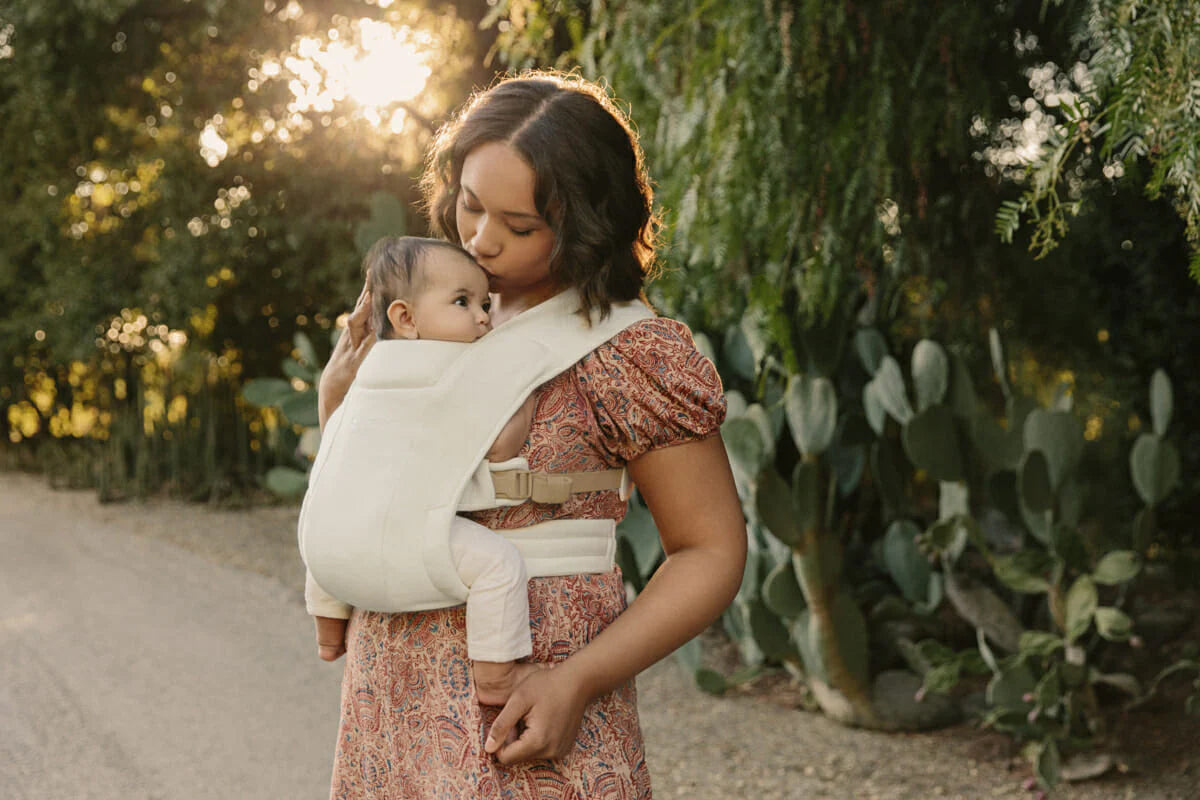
[459,193,536,236]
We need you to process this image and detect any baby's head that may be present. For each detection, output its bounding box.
[363,236,492,343]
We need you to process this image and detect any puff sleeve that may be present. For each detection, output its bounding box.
[576,316,726,463]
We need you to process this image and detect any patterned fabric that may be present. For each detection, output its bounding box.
[329,316,726,799]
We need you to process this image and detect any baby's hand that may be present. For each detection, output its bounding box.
[314,616,348,661]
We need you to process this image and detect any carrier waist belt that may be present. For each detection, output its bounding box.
[499,518,617,577]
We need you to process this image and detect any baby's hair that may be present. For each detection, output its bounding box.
[421,70,658,320]
[362,236,476,339]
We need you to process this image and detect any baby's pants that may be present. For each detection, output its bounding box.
[449,517,532,663]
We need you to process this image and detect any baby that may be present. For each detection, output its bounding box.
[312,235,539,705]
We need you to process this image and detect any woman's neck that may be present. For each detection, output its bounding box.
[490,285,563,326]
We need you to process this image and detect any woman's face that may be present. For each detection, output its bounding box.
[456,142,557,305]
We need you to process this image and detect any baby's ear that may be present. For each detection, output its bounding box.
[386,299,418,340]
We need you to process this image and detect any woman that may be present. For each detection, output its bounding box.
[317,71,746,798]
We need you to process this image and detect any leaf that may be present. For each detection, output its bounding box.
[694,667,728,695]
[791,461,821,537]
[1019,449,1054,514]
[755,468,801,547]
[1129,434,1181,507]
[748,599,796,661]
[762,558,807,617]
[901,405,965,482]
[293,330,319,368]
[1065,575,1098,642]
[1091,672,1142,697]
[1019,631,1064,658]
[871,356,914,425]
[723,324,757,381]
[946,352,979,420]
[240,377,296,408]
[616,499,663,578]
[854,327,888,375]
[354,191,408,256]
[264,465,308,497]
[993,553,1052,594]
[882,520,931,604]
[282,358,315,384]
[863,381,887,435]
[674,636,702,673]
[1094,607,1133,641]
[722,416,766,481]
[1092,550,1141,585]
[298,427,322,459]
[911,339,949,411]
[1149,369,1173,436]
[1023,409,1084,491]
[1035,738,1061,789]
[278,390,319,427]
[692,331,717,367]
[988,328,1009,397]
[827,442,866,496]
[784,373,837,457]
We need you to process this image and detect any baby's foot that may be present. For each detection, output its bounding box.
[473,660,545,706]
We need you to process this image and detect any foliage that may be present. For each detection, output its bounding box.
[0,0,475,485]
[240,329,327,498]
[1000,0,1200,279]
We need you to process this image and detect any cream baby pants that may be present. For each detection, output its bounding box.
[449,517,532,663]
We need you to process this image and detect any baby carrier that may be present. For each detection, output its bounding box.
[297,289,654,612]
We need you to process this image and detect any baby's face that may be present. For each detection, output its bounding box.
[409,252,492,343]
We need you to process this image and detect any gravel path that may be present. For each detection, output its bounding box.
[2,471,1194,799]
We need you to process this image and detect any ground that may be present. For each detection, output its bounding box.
[5,470,1196,799]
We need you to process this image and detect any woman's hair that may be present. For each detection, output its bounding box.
[362,236,474,339]
[421,71,658,319]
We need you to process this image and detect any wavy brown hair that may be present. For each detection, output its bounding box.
[421,71,658,319]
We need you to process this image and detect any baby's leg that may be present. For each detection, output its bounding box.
[449,518,534,706]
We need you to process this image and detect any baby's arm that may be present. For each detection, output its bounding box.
[306,569,352,661]
[485,395,537,462]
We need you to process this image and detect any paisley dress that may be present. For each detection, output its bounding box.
[329,316,726,800]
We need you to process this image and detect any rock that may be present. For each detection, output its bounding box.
[871,670,962,730]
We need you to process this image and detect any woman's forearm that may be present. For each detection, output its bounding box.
[566,540,744,699]
[568,435,746,699]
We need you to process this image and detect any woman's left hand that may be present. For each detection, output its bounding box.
[484,661,590,764]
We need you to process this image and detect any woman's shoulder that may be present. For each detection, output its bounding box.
[571,313,726,461]
[599,314,706,360]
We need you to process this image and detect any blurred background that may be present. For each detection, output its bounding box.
[2,1,1199,787]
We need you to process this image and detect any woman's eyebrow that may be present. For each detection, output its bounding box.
[460,184,543,221]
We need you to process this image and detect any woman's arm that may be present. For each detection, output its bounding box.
[484,433,746,762]
[318,287,376,430]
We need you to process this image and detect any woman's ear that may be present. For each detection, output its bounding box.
[386,299,419,340]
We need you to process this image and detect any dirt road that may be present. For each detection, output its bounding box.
[0,472,1191,799]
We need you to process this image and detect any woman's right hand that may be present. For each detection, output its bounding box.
[319,286,376,429]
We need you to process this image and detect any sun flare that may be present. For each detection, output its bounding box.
[272,19,434,131]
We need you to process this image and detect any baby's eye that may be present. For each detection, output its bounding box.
[481,300,492,314]
[454,296,469,307]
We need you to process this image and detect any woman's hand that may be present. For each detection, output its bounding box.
[484,660,589,764]
[319,286,376,429]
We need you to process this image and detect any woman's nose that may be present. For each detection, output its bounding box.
[467,217,501,258]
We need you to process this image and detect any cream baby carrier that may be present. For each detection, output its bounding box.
[298,289,654,612]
